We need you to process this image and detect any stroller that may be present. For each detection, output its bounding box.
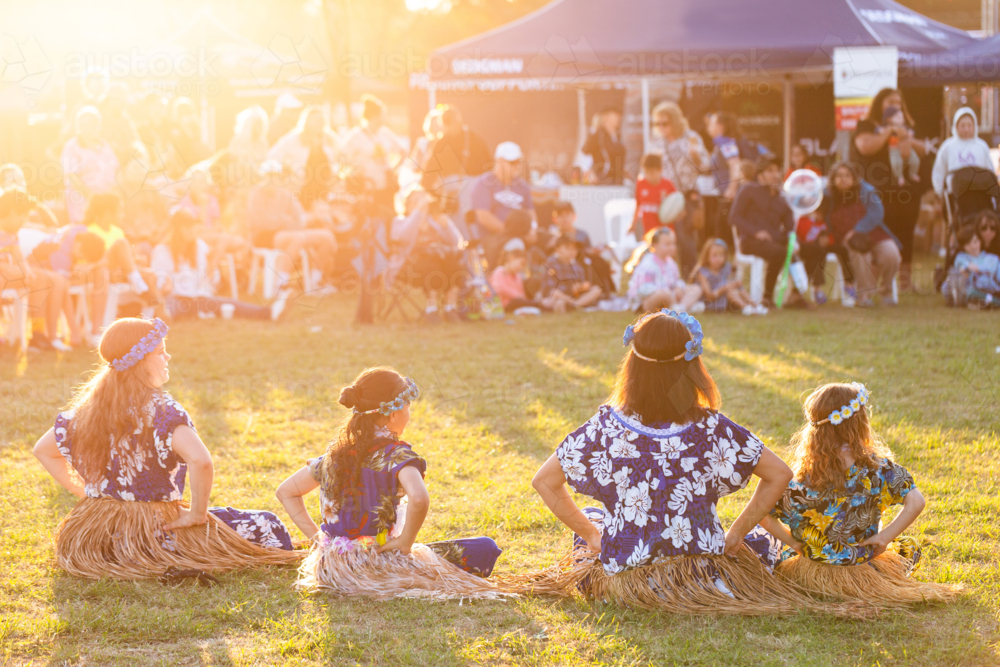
[938,165,1000,302]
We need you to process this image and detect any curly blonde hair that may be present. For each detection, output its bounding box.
[788,383,891,491]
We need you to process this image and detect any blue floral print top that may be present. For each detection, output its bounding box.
[307,433,427,541]
[556,405,764,575]
[769,457,915,565]
[54,392,194,502]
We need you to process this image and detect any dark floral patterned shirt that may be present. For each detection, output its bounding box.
[769,457,915,565]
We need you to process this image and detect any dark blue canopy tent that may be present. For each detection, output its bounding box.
[426,0,977,163]
[900,34,1000,85]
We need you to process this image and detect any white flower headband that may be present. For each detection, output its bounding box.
[354,378,419,417]
[810,384,870,426]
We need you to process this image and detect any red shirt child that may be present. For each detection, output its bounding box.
[632,154,676,237]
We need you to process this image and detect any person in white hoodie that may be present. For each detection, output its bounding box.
[932,107,994,196]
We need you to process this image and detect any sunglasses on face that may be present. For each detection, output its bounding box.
[980,224,996,232]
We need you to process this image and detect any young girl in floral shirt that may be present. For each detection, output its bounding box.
[760,382,960,605]
[276,366,505,599]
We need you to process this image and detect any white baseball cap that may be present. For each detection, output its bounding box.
[494,141,524,162]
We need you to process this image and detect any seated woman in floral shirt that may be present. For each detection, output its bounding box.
[276,367,505,599]
[759,382,960,606]
[529,310,831,614]
[32,317,300,580]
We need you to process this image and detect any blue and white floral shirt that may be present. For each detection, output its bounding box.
[556,405,764,575]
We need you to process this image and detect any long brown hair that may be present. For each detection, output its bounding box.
[66,318,160,484]
[788,383,891,491]
[609,312,720,425]
[863,88,914,127]
[322,367,408,501]
[82,192,122,227]
[688,238,729,282]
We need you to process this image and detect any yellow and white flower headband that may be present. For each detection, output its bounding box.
[811,384,869,426]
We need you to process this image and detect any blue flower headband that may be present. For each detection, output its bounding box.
[622,309,704,363]
[110,318,169,372]
[811,384,870,426]
[355,378,419,417]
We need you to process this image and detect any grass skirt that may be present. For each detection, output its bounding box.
[775,552,962,606]
[55,497,303,580]
[503,545,873,616]
[297,538,509,600]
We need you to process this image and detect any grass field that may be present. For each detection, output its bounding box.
[2,290,999,666]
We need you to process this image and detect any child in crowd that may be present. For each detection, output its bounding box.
[548,201,615,294]
[948,226,1000,308]
[630,153,676,237]
[275,367,506,599]
[883,106,920,187]
[0,188,72,351]
[690,238,765,315]
[795,208,855,306]
[541,234,603,312]
[488,248,544,314]
[760,382,959,606]
[627,227,703,313]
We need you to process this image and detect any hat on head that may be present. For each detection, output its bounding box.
[494,141,524,162]
[502,237,526,252]
[658,191,686,225]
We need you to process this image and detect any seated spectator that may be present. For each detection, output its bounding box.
[541,235,602,312]
[630,153,678,237]
[484,208,538,268]
[339,95,407,214]
[151,212,287,321]
[824,162,901,307]
[932,107,993,196]
[392,187,468,324]
[795,208,854,306]
[690,238,766,315]
[729,159,802,306]
[267,106,339,207]
[973,210,1000,256]
[548,200,614,294]
[470,141,535,264]
[626,227,703,313]
[786,144,823,179]
[61,106,121,225]
[488,248,545,314]
[246,162,338,293]
[947,226,1000,308]
[0,188,71,351]
[29,226,106,346]
[174,166,250,276]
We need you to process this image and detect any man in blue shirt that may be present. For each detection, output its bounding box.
[469,141,536,267]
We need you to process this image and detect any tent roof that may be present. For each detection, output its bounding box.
[428,0,976,84]
[900,33,1000,85]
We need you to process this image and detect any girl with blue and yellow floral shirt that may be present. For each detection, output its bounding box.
[759,382,959,605]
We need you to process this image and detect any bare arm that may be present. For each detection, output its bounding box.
[859,488,926,557]
[758,514,803,554]
[275,466,321,539]
[532,453,601,550]
[163,425,214,531]
[854,127,891,156]
[376,466,429,555]
[33,427,85,498]
[723,447,793,556]
[473,209,506,235]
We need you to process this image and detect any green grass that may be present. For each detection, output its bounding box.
[1,292,999,666]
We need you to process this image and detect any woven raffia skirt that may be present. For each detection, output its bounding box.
[55,497,304,580]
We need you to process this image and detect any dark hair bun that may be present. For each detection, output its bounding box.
[339,385,360,409]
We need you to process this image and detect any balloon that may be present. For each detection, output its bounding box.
[782,169,824,215]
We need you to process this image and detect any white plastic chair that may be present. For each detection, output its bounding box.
[1,288,29,353]
[731,226,766,304]
[825,252,845,303]
[603,199,639,264]
[102,283,135,330]
[249,248,312,299]
[67,284,91,336]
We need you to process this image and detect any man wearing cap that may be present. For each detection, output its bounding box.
[469,141,536,267]
[728,159,794,305]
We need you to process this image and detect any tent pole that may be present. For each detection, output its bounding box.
[428,86,436,112]
[641,78,650,153]
[577,88,587,152]
[783,75,793,173]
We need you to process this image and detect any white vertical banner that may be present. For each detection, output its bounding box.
[832,46,898,159]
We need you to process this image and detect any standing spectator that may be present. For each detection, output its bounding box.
[931,107,994,197]
[61,106,120,225]
[426,105,491,181]
[268,92,304,145]
[708,112,747,205]
[228,106,270,185]
[134,93,183,180]
[630,154,677,237]
[627,227,702,313]
[729,159,799,306]
[400,107,442,192]
[169,97,211,169]
[469,141,535,265]
[268,106,340,208]
[851,89,928,292]
[648,101,711,267]
[582,108,626,185]
[824,162,901,307]
[339,95,408,213]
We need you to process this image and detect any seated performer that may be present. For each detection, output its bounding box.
[32,317,301,579]
[528,310,837,613]
[759,382,960,606]
[276,366,506,599]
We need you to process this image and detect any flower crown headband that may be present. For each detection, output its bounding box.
[111,318,168,372]
[810,384,869,426]
[354,378,419,417]
[622,309,704,363]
